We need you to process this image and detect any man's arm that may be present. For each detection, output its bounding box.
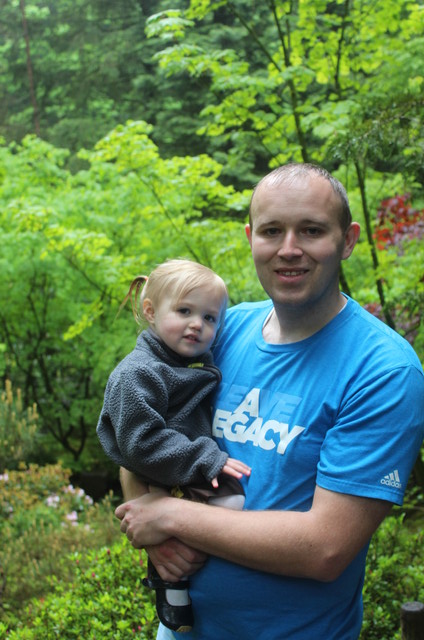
[118,468,207,581]
[116,484,392,582]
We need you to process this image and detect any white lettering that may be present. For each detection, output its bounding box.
[212,409,231,439]
[257,420,281,450]
[224,412,249,441]
[277,424,305,454]
[234,389,260,417]
[213,388,305,456]
[380,479,402,488]
[241,417,264,446]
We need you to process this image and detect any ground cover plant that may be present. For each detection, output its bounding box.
[361,510,424,639]
[1,540,157,640]
[1,512,423,639]
[0,463,121,632]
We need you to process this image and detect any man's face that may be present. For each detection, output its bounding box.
[245,175,359,313]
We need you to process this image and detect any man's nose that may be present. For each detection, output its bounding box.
[277,231,303,258]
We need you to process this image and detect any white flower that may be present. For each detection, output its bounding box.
[63,484,75,494]
[45,494,60,507]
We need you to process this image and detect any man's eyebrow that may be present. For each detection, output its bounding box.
[299,217,330,226]
[255,217,330,229]
[254,219,282,229]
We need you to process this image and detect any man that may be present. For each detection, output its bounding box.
[116,163,424,639]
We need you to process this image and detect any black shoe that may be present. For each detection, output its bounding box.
[143,561,194,633]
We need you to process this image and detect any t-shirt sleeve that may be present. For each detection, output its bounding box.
[316,364,424,505]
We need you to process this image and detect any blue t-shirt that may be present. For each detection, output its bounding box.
[172,297,424,640]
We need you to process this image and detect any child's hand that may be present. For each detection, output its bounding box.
[211,458,251,488]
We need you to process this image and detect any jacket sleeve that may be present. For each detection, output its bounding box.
[97,364,228,487]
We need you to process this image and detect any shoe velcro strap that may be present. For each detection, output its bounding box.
[142,576,189,590]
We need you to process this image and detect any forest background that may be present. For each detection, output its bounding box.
[0,0,424,638]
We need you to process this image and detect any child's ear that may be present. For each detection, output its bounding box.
[142,298,155,324]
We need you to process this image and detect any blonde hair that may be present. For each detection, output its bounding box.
[121,259,228,330]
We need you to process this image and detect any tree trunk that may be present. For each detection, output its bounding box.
[19,0,40,136]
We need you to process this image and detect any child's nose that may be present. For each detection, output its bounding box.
[189,316,203,330]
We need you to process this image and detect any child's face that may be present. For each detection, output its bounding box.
[144,285,225,358]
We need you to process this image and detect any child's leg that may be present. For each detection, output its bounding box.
[143,485,193,633]
[208,492,245,510]
[206,475,245,510]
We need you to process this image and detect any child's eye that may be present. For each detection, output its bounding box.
[177,307,191,315]
[204,314,216,323]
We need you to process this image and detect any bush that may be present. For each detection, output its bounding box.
[1,464,422,639]
[0,464,120,626]
[0,380,39,472]
[361,514,424,640]
[3,540,157,640]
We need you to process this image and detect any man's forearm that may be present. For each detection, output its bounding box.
[117,485,390,582]
[163,496,336,579]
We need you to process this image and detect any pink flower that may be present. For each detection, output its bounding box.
[65,510,78,524]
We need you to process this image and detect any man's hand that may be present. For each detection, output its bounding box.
[115,492,172,546]
[146,538,207,582]
[115,492,207,581]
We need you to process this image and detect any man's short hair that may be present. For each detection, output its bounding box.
[249,163,352,231]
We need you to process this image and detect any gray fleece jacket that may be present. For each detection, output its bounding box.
[96,329,228,487]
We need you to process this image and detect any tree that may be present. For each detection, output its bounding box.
[144,0,424,342]
[0,0,218,164]
[0,125,255,463]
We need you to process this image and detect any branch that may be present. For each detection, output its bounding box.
[19,0,40,136]
[267,0,309,162]
[354,159,396,329]
[333,0,351,97]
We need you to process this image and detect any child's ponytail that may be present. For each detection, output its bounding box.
[117,275,149,326]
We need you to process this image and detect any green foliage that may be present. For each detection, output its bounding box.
[148,1,424,185]
[0,0,216,164]
[0,380,39,472]
[0,464,120,625]
[1,0,423,477]
[361,515,424,640]
[2,503,423,639]
[4,540,157,640]
[0,129,255,462]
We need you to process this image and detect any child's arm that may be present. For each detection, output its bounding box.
[98,365,230,487]
[119,467,149,501]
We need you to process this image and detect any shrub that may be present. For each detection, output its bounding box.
[361,514,424,640]
[0,464,120,626]
[0,380,39,472]
[3,540,157,640]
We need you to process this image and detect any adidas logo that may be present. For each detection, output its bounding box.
[380,469,402,489]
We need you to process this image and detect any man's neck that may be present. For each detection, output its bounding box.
[263,294,347,344]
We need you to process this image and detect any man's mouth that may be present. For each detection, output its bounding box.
[275,269,308,277]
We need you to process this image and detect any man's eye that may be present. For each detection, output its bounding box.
[303,227,322,236]
[264,228,280,236]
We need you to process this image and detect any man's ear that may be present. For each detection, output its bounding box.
[142,298,155,324]
[342,222,361,260]
[245,223,252,247]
